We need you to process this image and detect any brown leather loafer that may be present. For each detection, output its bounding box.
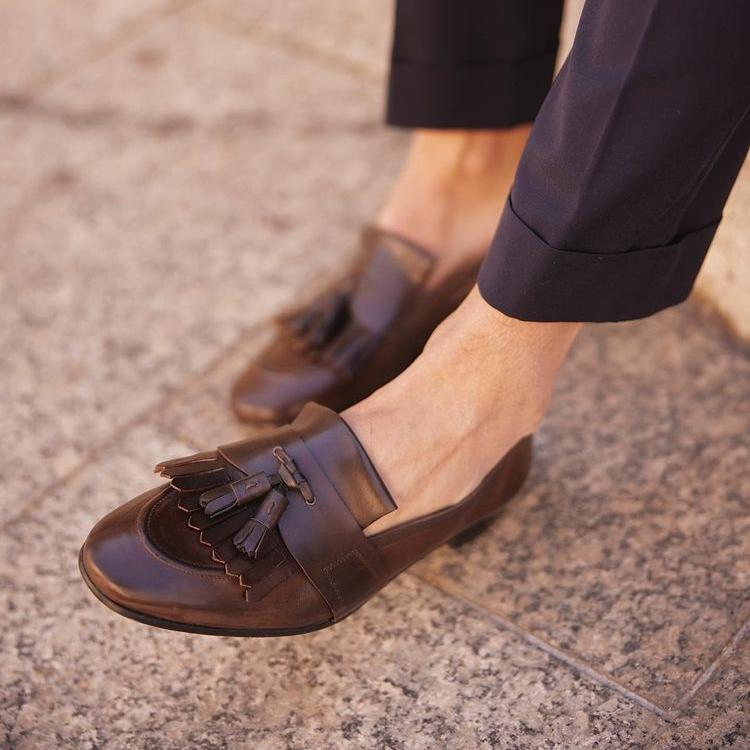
[79,403,532,637]
[231,227,479,423]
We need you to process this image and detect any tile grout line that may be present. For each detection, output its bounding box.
[187,6,384,85]
[410,570,675,722]
[24,0,205,97]
[678,613,750,708]
[0,322,265,532]
[0,0,205,238]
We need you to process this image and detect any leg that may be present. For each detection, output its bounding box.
[479,0,750,321]
[380,0,564,283]
[349,0,750,534]
[377,127,531,288]
[82,0,750,635]
[232,0,564,422]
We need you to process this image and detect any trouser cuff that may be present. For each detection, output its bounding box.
[478,199,719,322]
[386,52,557,129]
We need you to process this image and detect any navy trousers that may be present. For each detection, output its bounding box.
[387,0,750,322]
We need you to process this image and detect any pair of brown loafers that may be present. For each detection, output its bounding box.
[80,228,533,636]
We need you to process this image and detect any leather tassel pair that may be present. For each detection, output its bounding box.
[157,446,306,564]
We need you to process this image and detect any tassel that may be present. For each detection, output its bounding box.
[199,472,271,517]
[233,489,288,559]
[282,290,351,351]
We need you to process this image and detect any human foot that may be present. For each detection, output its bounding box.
[82,291,568,637]
[232,127,530,424]
[231,226,477,423]
[80,402,532,635]
[344,287,581,536]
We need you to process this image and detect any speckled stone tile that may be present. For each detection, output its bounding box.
[188,0,391,81]
[0,0,168,93]
[648,625,750,749]
[1,16,404,517]
[154,328,275,448]
[0,424,666,749]
[414,302,750,710]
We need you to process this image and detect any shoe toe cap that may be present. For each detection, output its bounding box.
[232,361,335,422]
[80,486,331,633]
[80,488,236,628]
[81,490,155,602]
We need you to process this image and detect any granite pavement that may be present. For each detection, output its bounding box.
[1,2,748,748]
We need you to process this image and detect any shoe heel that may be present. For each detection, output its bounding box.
[448,434,533,550]
[448,517,494,548]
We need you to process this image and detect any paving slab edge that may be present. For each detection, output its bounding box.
[0,323,263,531]
[414,572,675,721]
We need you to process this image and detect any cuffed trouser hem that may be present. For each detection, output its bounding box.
[386,51,557,129]
[478,199,720,323]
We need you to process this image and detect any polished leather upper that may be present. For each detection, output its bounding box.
[232,227,479,423]
[81,404,532,634]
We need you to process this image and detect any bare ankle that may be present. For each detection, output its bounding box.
[345,288,581,527]
[377,127,531,261]
[406,127,533,185]
[426,288,581,418]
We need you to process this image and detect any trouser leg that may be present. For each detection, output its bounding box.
[386,0,564,129]
[478,0,750,322]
